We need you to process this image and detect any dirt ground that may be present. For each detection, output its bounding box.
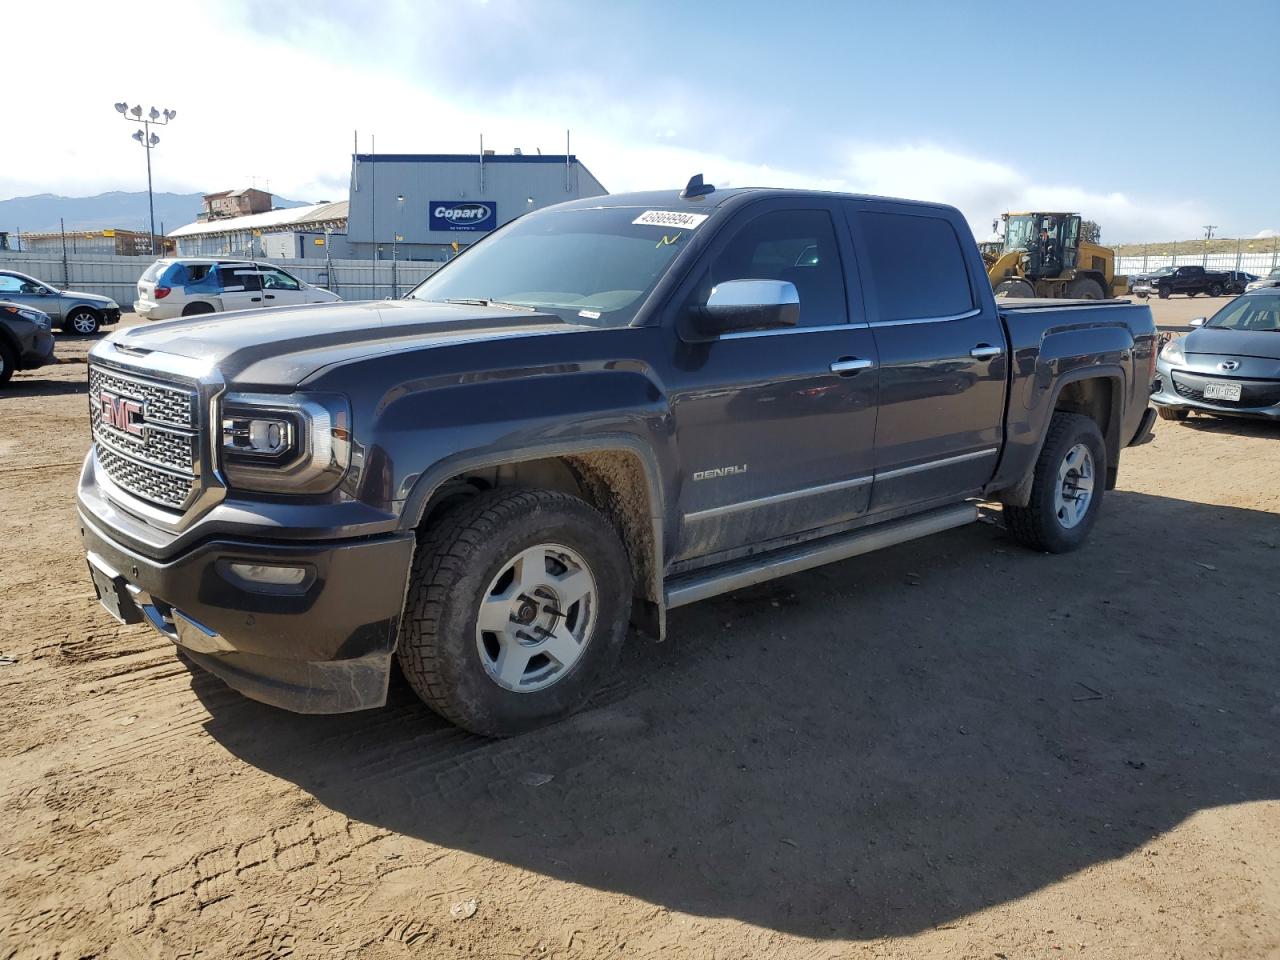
[1,297,1277,960]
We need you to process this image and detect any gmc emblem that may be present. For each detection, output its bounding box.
[99,391,145,437]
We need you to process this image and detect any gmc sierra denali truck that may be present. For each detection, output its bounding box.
[79,183,1158,736]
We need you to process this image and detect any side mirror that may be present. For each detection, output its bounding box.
[1189,316,1207,327]
[687,279,799,338]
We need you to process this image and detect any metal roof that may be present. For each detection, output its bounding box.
[168,200,348,238]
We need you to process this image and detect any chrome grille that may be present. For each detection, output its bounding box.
[89,364,199,511]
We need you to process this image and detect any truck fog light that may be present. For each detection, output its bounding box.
[227,562,308,585]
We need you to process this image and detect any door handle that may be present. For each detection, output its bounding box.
[250,297,262,302]
[970,344,1003,360]
[830,357,875,374]
[264,294,275,299]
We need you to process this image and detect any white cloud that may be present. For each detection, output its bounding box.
[1254,229,1278,239]
[0,1,1227,244]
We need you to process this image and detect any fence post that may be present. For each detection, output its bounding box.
[1273,238,1279,271]
[60,218,69,288]
[1235,238,1242,271]
[1142,244,1148,273]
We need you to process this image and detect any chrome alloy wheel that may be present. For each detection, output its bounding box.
[70,311,98,334]
[1054,443,1095,529]
[475,542,598,693]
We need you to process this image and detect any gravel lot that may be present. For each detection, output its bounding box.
[1,297,1276,959]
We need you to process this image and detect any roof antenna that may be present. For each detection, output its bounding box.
[680,173,715,200]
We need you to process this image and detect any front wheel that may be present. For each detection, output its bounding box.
[397,487,633,737]
[1157,406,1189,421]
[65,308,100,335]
[1158,288,1171,299]
[1004,412,1107,554]
[0,341,15,387]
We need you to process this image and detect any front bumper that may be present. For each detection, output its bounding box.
[102,307,122,326]
[79,508,417,713]
[19,329,57,369]
[1151,363,1280,420]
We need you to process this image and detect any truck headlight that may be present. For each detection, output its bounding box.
[219,393,350,493]
[1160,337,1186,365]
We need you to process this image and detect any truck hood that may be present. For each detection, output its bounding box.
[1184,327,1280,361]
[104,299,583,388]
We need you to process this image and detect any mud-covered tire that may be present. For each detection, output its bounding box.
[1157,406,1189,421]
[397,487,633,737]
[0,340,15,387]
[1065,277,1105,300]
[994,278,1035,298]
[1004,412,1107,554]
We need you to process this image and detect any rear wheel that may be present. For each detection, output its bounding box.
[1065,277,1105,300]
[66,308,100,335]
[1186,290,1197,298]
[1004,412,1107,554]
[181,302,216,317]
[0,341,15,387]
[397,487,633,737]
[1208,283,1223,297]
[1157,406,1189,421]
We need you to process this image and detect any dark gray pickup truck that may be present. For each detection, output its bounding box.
[79,183,1158,736]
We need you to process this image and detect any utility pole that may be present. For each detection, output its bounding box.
[114,102,177,255]
[1201,225,1217,267]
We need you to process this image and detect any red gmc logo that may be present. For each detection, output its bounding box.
[99,391,145,437]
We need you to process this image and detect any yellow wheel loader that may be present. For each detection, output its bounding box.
[987,212,1127,300]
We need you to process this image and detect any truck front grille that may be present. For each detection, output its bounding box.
[89,364,200,510]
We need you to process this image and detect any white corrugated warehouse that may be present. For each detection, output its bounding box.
[168,201,351,259]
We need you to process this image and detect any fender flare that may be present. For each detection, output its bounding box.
[1000,365,1127,508]
[398,433,669,636]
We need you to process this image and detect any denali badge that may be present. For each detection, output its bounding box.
[693,464,748,481]
[99,391,145,437]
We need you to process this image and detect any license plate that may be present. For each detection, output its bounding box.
[1203,381,1242,401]
[87,560,143,625]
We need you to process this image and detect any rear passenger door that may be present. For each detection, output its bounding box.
[846,201,1007,512]
[216,264,264,312]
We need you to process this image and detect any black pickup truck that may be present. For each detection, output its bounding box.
[1133,264,1230,299]
[78,183,1158,736]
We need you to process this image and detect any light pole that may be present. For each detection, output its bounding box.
[392,194,405,298]
[114,102,176,255]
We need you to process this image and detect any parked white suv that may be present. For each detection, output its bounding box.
[134,259,341,320]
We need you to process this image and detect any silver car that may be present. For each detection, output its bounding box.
[1151,288,1280,422]
[0,269,122,335]
[1244,267,1280,292]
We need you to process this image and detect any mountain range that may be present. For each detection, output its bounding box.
[0,191,311,237]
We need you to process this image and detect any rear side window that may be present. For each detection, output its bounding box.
[218,265,261,291]
[141,261,167,282]
[856,211,973,321]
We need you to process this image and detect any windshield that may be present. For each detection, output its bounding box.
[1206,293,1280,332]
[407,207,700,327]
[1152,266,1175,277]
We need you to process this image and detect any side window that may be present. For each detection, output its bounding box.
[260,267,301,291]
[218,265,261,291]
[0,274,22,294]
[856,211,973,322]
[696,208,848,326]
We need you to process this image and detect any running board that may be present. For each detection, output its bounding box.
[664,502,979,609]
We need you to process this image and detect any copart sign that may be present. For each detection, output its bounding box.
[430,200,497,232]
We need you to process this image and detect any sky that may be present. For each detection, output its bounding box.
[6,0,1279,242]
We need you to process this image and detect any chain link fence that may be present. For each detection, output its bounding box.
[1116,241,1280,277]
[0,251,440,306]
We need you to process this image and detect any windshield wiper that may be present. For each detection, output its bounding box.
[442,297,537,312]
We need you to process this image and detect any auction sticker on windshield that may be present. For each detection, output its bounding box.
[633,210,709,229]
